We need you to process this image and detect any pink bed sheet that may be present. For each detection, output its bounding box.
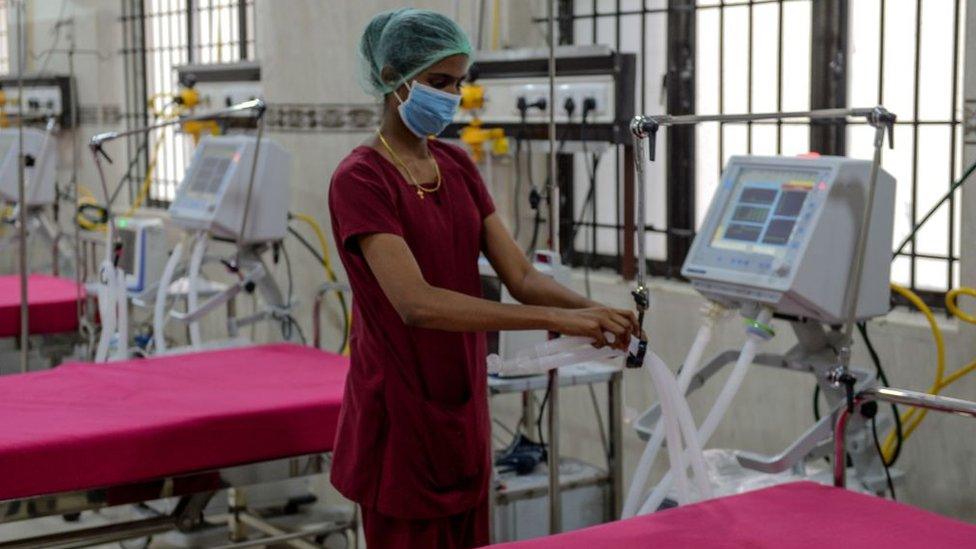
[492,481,976,548]
[0,274,84,337]
[0,343,348,500]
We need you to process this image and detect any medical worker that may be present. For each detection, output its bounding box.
[328,8,639,548]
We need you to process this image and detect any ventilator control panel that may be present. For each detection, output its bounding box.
[169,135,291,243]
[0,127,58,206]
[683,155,895,323]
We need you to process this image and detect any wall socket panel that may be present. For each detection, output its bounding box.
[461,75,615,124]
[193,82,262,111]
[5,86,64,118]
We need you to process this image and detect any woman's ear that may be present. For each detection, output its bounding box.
[380,66,399,88]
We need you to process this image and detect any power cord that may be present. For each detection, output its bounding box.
[286,226,350,353]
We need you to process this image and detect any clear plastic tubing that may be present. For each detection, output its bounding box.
[489,344,621,376]
[153,238,185,353]
[638,308,773,515]
[622,322,714,518]
[645,350,690,505]
[652,349,712,500]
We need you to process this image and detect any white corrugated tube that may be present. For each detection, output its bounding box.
[622,302,730,518]
[637,307,774,515]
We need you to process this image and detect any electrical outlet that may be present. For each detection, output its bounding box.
[9,86,63,117]
[575,83,610,117]
[514,84,548,115]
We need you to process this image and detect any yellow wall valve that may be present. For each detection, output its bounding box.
[460,83,485,112]
[491,135,509,156]
[460,119,506,163]
[175,86,201,110]
[181,119,221,144]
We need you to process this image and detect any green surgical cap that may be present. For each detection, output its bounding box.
[358,8,473,98]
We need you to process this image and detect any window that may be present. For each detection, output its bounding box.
[554,0,965,299]
[847,0,966,294]
[0,1,9,74]
[122,0,255,206]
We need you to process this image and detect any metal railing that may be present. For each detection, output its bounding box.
[833,386,976,488]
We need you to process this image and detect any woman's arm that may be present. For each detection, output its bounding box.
[481,214,638,333]
[482,214,597,309]
[359,232,637,348]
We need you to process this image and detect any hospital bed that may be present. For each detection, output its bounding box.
[490,481,976,548]
[0,273,88,372]
[0,274,82,338]
[0,342,353,548]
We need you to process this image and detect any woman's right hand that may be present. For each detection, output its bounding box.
[548,307,640,351]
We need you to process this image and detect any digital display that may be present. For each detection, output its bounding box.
[187,145,239,196]
[762,219,796,245]
[119,227,137,275]
[740,187,778,205]
[710,166,820,258]
[732,205,770,224]
[774,191,808,217]
[724,224,763,242]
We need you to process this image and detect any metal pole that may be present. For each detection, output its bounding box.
[641,107,878,126]
[839,119,887,363]
[608,370,624,518]
[69,22,83,335]
[545,1,561,534]
[834,386,976,487]
[15,0,27,374]
[235,115,265,268]
[632,131,647,290]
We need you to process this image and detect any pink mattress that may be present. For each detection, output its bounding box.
[0,274,84,337]
[493,482,976,548]
[0,343,348,501]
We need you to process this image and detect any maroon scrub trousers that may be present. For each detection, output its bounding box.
[328,140,495,548]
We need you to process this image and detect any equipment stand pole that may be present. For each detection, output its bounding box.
[16,0,27,374]
[545,0,561,535]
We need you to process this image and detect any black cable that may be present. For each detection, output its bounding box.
[287,314,308,346]
[537,385,551,446]
[528,138,568,255]
[892,158,976,259]
[286,226,350,353]
[813,324,904,469]
[859,322,903,466]
[871,415,897,500]
[513,135,523,239]
[280,243,294,341]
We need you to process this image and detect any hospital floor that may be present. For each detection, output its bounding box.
[0,477,357,549]
[0,503,356,548]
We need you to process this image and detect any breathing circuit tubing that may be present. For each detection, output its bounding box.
[489,332,712,508]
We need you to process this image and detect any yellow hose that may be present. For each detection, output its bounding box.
[881,283,976,462]
[78,101,175,232]
[290,212,351,355]
[946,287,976,325]
[491,0,501,50]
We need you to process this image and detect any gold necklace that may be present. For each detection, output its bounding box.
[376,131,442,199]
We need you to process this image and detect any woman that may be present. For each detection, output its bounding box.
[328,9,639,548]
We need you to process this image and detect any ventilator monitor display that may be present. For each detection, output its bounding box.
[168,135,292,243]
[682,155,896,323]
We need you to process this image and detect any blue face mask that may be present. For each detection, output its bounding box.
[395,80,461,138]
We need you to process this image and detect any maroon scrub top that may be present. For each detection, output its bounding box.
[328,140,495,520]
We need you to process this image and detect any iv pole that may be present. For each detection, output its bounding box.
[544,0,561,534]
[15,0,28,373]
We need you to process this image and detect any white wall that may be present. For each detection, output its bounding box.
[255,0,976,523]
[13,0,973,525]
